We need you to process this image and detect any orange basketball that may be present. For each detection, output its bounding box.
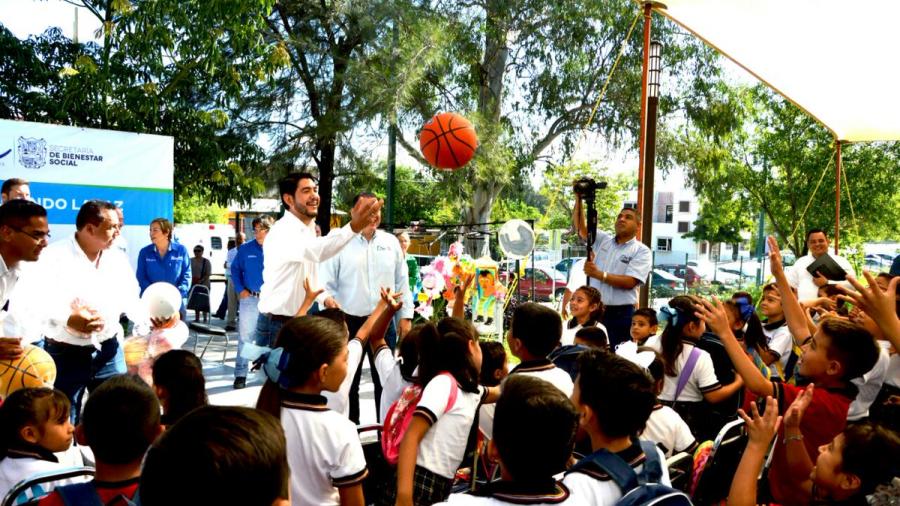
[419,112,478,170]
[0,345,56,399]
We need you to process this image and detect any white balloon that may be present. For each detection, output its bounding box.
[141,282,182,319]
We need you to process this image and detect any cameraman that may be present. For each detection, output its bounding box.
[572,186,651,346]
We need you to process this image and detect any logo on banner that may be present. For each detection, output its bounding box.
[0,149,11,160]
[17,137,48,169]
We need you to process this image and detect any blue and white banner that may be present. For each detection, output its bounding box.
[0,119,175,268]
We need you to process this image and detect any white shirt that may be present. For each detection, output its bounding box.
[323,339,364,417]
[0,454,90,502]
[281,393,368,506]
[415,374,486,479]
[786,253,855,301]
[319,231,413,319]
[374,346,412,423]
[648,341,721,403]
[561,321,609,347]
[257,212,355,316]
[762,321,794,374]
[0,254,20,311]
[481,361,574,438]
[10,235,146,345]
[562,443,671,505]
[566,259,587,292]
[848,342,891,421]
[589,231,652,306]
[438,482,580,505]
[642,405,696,457]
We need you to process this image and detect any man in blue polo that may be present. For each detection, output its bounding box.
[230,216,273,389]
[573,196,651,347]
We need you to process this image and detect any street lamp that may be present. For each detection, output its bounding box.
[639,40,662,308]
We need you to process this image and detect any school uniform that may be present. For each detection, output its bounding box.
[649,340,722,439]
[373,345,413,423]
[481,360,573,438]
[411,374,486,504]
[0,445,90,502]
[762,319,793,378]
[561,320,608,347]
[38,477,140,506]
[323,338,365,417]
[562,439,670,505]
[642,405,697,458]
[280,392,368,506]
[438,480,576,505]
[848,343,891,421]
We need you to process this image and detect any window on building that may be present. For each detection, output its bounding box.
[700,241,708,255]
[677,221,690,233]
[623,202,637,210]
[665,205,673,224]
[679,201,690,213]
[657,238,672,251]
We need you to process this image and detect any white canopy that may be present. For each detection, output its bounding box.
[652,0,900,142]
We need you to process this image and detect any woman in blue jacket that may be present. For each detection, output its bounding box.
[136,218,191,309]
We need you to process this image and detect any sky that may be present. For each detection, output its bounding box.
[0,0,760,187]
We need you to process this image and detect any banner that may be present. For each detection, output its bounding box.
[0,119,175,267]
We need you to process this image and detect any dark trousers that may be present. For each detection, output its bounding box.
[602,304,635,348]
[346,314,397,424]
[46,338,125,424]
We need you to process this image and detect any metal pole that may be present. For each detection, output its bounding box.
[636,3,652,239]
[385,23,399,229]
[834,140,842,253]
[755,209,765,285]
[639,40,662,308]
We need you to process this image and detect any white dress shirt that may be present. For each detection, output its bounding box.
[319,230,413,319]
[257,212,355,317]
[589,231,652,306]
[0,254,20,310]
[9,235,145,345]
[785,253,855,301]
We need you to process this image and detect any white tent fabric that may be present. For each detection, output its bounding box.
[651,0,900,142]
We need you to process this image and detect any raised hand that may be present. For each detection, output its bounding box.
[694,296,732,337]
[767,236,784,278]
[349,197,384,233]
[379,287,403,312]
[784,384,814,429]
[738,396,782,448]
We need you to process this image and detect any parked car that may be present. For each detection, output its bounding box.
[656,264,702,287]
[554,257,586,282]
[515,266,568,302]
[649,269,685,298]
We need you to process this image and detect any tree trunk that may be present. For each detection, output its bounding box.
[316,138,336,235]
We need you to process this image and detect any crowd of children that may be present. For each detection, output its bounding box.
[0,236,897,506]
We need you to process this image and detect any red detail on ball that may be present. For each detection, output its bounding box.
[419,112,478,170]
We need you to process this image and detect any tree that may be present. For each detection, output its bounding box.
[0,0,281,204]
[538,161,632,234]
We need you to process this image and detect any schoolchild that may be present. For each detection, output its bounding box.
[562,286,607,346]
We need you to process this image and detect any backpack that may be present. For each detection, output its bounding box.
[569,440,693,506]
[548,344,588,382]
[381,372,458,465]
[55,481,140,506]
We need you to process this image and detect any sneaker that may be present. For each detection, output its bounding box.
[233,377,246,389]
[225,324,236,331]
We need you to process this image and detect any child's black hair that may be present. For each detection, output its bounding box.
[567,286,604,329]
[316,307,347,328]
[493,375,578,482]
[819,319,879,381]
[724,298,767,354]
[633,308,658,327]
[82,374,160,465]
[840,421,900,496]
[479,341,506,387]
[140,406,289,506]
[511,302,563,358]
[638,346,665,386]
[418,317,480,393]
[0,388,69,458]
[256,316,348,417]
[660,295,703,377]
[398,324,422,380]
[576,349,655,438]
[574,326,608,350]
[152,350,207,425]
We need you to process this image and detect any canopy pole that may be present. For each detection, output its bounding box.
[835,140,842,254]
[636,2,652,236]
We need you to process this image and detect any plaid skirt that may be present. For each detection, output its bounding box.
[380,465,453,506]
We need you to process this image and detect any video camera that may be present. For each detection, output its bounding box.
[573,177,607,252]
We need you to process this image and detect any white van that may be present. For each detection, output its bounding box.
[173,223,235,276]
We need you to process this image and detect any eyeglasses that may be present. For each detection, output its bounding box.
[11,227,50,242]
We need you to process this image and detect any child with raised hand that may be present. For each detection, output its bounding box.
[652,295,744,438]
[255,316,368,506]
[393,317,499,506]
[562,286,607,346]
[438,376,579,505]
[727,396,782,506]
[724,297,774,379]
[0,388,85,500]
[754,285,799,380]
[630,308,658,346]
[140,405,290,506]
[695,236,882,506]
[151,349,207,426]
[38,375,162,506]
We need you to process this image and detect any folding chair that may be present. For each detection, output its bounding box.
[691,418,747,504]
[666,451,694,492]
[2,466,94,506]
[186,285,210,322]
[190,322,230,363]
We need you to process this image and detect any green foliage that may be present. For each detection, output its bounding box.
[173,194,229,224]
[538,162,631,232]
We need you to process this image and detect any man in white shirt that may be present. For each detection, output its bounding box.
[255,172,381,349]
[785,228,855,302]
[11,200,147,422]
[0,200,49,360]
[319,192,413,423]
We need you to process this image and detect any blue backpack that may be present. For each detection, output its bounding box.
[568,440,693,506]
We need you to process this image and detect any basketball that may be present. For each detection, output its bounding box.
[123,336,149,367]
[0,345,57,398]
[419,112,478,170]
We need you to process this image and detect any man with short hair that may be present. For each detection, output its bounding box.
[0,178,30,203]
[0,200,49,359]
[255,172,381,350]
[231,216,273,389]
[11,200,147,422]
[786,228,855,301]
[573,198,652,347]
[319,192,413,422]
